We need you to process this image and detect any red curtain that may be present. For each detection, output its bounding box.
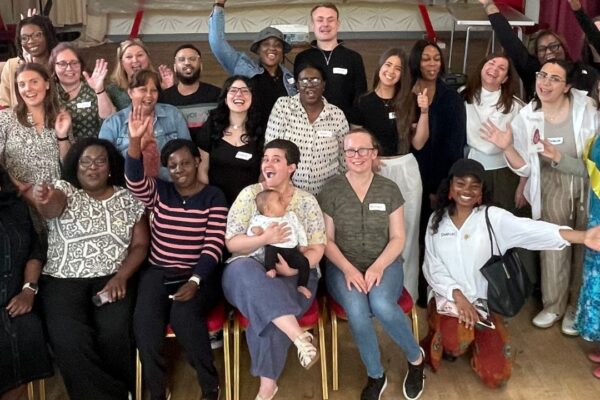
[539,0,600,61]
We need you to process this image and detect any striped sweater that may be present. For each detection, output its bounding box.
[125,154,228,278]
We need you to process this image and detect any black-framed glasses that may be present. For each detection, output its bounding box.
[175,55,200,63]
[79,157,108,168]
[298,77,322,88]
[344,148,374,157]
[55,60,81,70]
[21,31,43,43]
[535,71,566,84]
[228,87,251,96]
[536,42,561,55]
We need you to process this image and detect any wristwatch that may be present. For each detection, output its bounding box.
[23,282,39,294]
[188,275,201,286]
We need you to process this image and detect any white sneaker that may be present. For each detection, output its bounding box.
[532,310,560,328]
[561,306,579,336]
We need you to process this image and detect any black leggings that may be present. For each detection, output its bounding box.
[264,245,310,288]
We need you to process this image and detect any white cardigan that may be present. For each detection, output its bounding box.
[507,89,598,219]
[423,206,570,303]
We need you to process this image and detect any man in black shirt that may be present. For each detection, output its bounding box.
[159,44,221,136]
[294,3,367,119]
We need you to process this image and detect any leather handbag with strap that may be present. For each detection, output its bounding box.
[480,206,532,317]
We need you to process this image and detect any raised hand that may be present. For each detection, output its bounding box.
[20,8,37,19]
[567,0,582,11]
[55,110,72,139]
[158,65,174,90]
[83,59,109,94]
[480,119,513,150]
[128,106,152,139]
[417,87,429,113]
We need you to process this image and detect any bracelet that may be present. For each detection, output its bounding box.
[56,136,69,142]
[95,88,106,95]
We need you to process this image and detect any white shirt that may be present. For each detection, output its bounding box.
[423,206,570,303]
[247,211,308,248]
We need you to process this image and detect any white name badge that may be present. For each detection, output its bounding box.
[287,77,295,84]
[333,67,348,75]
[235,151,253,160]
[317,130,333,138]
[76,101,92,109]
[388,112,396,120]
[369,203,386,211]
[547,137,563,145]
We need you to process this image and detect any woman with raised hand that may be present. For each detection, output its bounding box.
[482,59,598,335]
[32,138,148,400]
[50,42,116,139]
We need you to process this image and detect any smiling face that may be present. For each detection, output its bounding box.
[20,23,47,58]
[378,55,402,89]
[311,6,340,43]
[121,45,150,79]
[297,67,325,107]
[343,132,378,174]
[226,79,252,113]
[535,62,570,104]
[54,48,81,86]
[419,45,442,82]
[449,175,483,210]
[128,78,159,114]
[536,34,566,64]
[77,145,110,193]
[174,47,201,84]
[16,69,49,108]
[167,147,200,190]
[257,38,284,69]
[480,56,509,91]
[261,148,296,188]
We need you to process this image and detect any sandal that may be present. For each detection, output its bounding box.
[254,386,278,400]
[294,332,319,370]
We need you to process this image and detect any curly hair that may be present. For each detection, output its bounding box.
[207,75,263,146]
[14,63,60,129]
[61,138,125,188]
[429,176,493,234]
[16,15,58,60]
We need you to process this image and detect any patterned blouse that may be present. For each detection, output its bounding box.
[226,183,326,261]
[0,110,61,185]
[265,94,348,196]
[57,82,102,139]
[43,180,145,278]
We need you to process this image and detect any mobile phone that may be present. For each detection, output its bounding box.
[163,277,188,296]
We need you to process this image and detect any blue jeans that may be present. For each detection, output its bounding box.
[325,260,421,378]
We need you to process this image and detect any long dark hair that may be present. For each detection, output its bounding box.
[61,138,125,188]
[14,63,60,128]
[408,39,446,86]
[463,53,519,114]
[208,75,263,146]
[532,59,575,111]
[16,15,58,60]
[429,176,493,234]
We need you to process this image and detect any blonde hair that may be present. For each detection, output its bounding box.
[110,39,156,90]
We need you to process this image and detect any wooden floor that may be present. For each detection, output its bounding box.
[18,39,600,399]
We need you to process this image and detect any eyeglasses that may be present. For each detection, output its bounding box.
[228,87,251,96]
[536,42,562,55]
[175,55,200,63]
[344,148,374,157]
[298,77,322,88]
[79,157,108,168]
[20,31,43,43]
[535,71,566,84]
[55,60,81,70]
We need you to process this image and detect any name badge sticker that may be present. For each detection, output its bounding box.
[333,67,348,75]
[317,130,333,138]
[369,203,386,211]
[235,151,253,160]
[76,101,92,109]
[388,112,396,120]
[547,137,563,145]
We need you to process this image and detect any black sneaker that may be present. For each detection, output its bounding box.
[201,387,220,400]
[403,349,425,400]
[209,330,224,350]
[361,373,387,400]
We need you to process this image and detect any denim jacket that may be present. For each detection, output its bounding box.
[98,103,191,181]
[209,7,297,96]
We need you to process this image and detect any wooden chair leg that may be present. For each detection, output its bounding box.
[27,382,34,400]
[223,321,231,400]
[411,307,419,343]
[331,312,338,391]
[136,349,143,400]
[39,379,46,400]
[318,306,329,400]
[233,318,240,400]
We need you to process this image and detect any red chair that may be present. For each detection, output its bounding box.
[232,299,328,400]
[328,288,419,391]
[135,302,231,400]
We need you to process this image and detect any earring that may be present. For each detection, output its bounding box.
[108,173,112,177]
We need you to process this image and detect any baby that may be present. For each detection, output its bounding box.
[248,189,311,298]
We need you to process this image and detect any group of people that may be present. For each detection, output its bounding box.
[2,1,600,400]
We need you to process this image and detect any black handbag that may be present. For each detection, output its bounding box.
[480,207,532,317]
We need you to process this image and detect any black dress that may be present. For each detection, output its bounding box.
[0,191,53,395]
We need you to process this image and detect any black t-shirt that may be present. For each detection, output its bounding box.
[350,92,400,157]
[250,68,288,127]
[158,82,221,106]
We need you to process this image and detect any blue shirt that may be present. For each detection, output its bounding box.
[99,103,191,181]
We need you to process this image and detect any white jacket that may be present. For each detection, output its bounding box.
[507,89,598,219]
